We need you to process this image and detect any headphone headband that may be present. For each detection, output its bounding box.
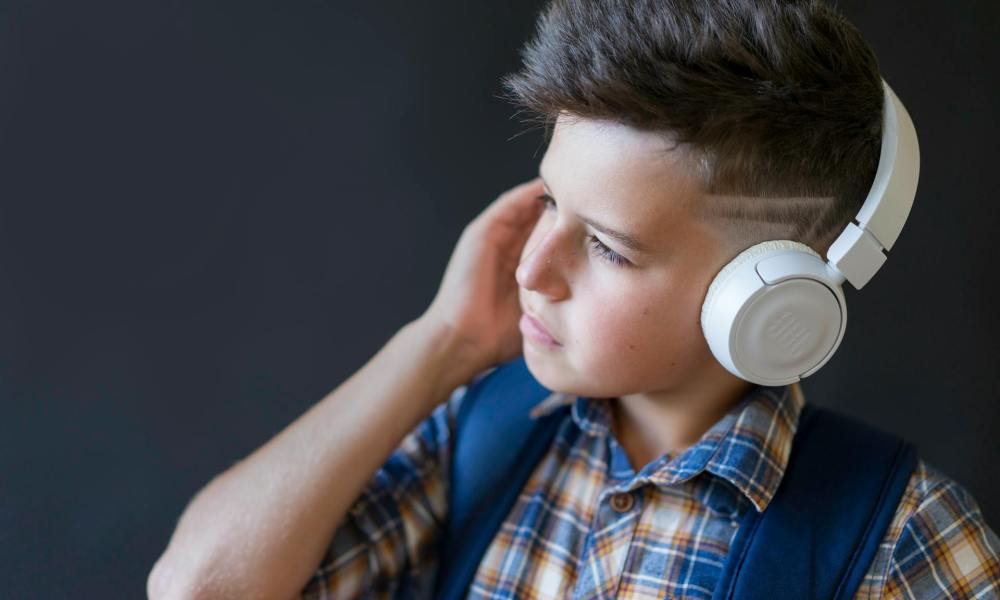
[825,80,921,289]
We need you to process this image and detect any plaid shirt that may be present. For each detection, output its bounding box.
[298,379,1000,599]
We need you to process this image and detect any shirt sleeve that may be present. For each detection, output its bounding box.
[855,459,1000,599]
[296,382,470,599]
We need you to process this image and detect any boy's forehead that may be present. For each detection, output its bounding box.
[541,115,706,234]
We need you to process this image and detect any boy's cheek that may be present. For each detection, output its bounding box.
[589,300,707,367]
[575,309,647,364]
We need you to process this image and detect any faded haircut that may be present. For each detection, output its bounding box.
[500,0,884,257]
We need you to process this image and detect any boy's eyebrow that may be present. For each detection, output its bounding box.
[539,172,650,254]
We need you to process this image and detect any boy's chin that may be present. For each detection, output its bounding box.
[522,344,566,389]
[522,345,590,396]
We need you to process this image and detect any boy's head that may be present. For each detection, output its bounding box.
[505,0,884,401]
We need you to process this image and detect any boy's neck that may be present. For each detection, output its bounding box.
[610,372,756,472]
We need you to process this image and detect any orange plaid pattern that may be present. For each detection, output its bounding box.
[299,381,1000,599]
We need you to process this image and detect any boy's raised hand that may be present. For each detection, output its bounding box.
[421,177,546,376]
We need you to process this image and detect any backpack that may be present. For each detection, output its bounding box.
[433,356,917,600]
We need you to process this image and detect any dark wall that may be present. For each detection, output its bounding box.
[0,1,996,596]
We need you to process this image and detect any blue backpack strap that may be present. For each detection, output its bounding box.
[713,403,918,600]
[433,356,569,600]
[434,367,918,600]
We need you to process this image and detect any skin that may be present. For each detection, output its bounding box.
[148,115,817,598]
[514,114,760,469]
[148,114,816,598]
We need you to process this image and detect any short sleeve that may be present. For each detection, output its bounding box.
[297,383,470,599]
[854,459,1000,599]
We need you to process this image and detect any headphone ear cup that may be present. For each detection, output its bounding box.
[701,240,847,385]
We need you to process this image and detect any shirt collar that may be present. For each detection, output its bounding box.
[530,382,806,513]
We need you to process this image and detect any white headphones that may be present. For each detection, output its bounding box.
[700,79,920,385]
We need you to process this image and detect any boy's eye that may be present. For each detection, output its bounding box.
[534,193,631,268]
[536,193,557,212]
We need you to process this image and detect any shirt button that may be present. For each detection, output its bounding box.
[610,492,635,512]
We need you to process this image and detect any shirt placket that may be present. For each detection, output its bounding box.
[571,477,646,599]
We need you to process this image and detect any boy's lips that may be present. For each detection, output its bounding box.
[521,311,562,347]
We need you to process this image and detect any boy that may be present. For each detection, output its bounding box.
[148,0,1000,598]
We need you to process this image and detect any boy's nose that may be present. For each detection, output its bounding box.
[515,228,571,301]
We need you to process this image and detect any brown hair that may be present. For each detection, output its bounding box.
[500,0,884,256]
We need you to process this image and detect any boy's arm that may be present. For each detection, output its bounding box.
[856,460,1000,599]
[297,381,469,599]
[147,177,546,600]
[146,315,476,600]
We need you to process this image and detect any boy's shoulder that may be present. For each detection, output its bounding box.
[899,459,982,517]
[862,457,1000,598]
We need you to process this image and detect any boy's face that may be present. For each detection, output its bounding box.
[516,114,745,400]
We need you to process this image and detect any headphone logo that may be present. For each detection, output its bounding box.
[765,311,811,357]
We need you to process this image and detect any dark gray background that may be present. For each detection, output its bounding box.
[1,0,996,596]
